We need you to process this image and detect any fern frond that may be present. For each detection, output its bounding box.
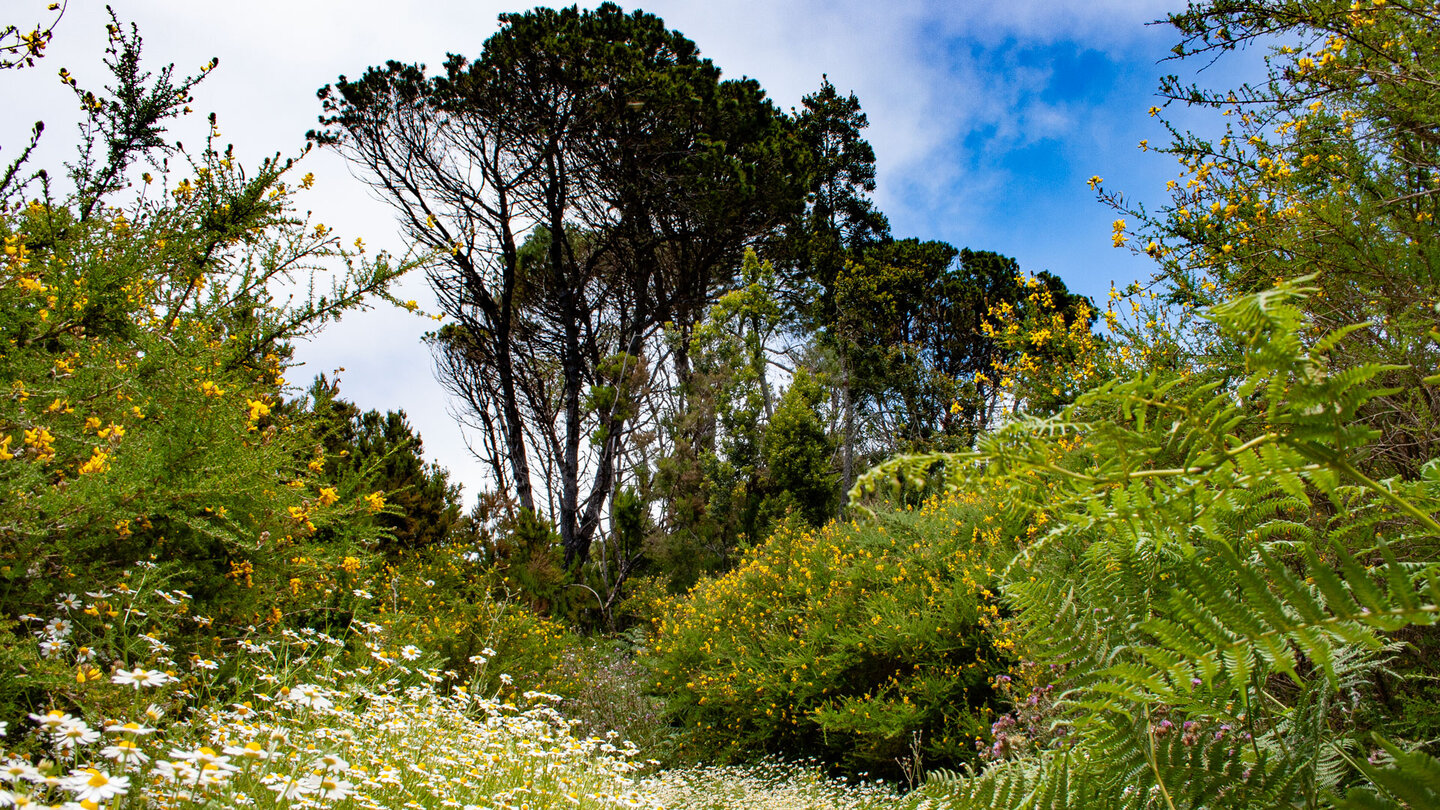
[1333,736,1440,809]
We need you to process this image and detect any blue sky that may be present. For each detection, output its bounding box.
[2,0,1260,503]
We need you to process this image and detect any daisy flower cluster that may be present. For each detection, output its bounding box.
[2,566,674,809]
[186,677,666,809]
[0,709,156,808]
[17,571,208,692]
[640,760,935,810]
[3,646,667,809]
[1,571,946,810]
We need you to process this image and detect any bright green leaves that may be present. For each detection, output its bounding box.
[892,268,1440,806]
[1335,736,1440,809]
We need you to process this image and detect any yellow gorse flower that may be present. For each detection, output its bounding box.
[363,491,386,513]
[246,398,271,423]
[24,427,56,462]
[78,447,110,475]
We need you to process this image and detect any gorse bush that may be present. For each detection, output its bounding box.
[647,494,1022,779]
[0,13,408,631]
[1117,0,1440,478]
[0,3,428,738]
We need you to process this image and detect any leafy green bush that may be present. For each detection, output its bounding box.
[0,15,408,629]
[647,494,1021,778]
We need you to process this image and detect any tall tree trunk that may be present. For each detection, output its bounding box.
[575,328,644,565]
[545,152,588,569]
[495,337,536,514]
[839,350,854,516]
[455,234,536,516]
[493,198,536,516]
[750,312,775,422]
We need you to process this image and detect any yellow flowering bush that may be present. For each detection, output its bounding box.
[979,271,1103,418]
[0,11,428,745]
[0,12,410,629]
[647,493,1023,778]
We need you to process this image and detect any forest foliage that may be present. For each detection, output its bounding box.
[1,0,1439,808]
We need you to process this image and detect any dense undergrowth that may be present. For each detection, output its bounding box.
[643,496,1020,779]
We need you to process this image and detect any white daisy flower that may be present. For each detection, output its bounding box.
[37,638,69,658]
[111,667,172,689]
[302,773,355,801]
[2,790,44,807]
[139,635,172,653]
[313,753,349,773]
[28,711,74,733]
[281,683,334,711]
[99,740,150,766]
[61,768,128,803]
[263,772,314,800]
[223,742,273,763]
[167,746,229,769]
[0,759,42,783]
[53,720,101,750]
[104,721,156,736]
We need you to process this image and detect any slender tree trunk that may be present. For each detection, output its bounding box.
[575,330,643,564]
[544,152,588,569]
[750,312,775,422]
[490,191,536,515]
[839,351,854,515]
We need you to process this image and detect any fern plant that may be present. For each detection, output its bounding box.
[854,278,1440,808]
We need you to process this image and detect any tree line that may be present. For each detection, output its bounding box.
[311,3,1093,607]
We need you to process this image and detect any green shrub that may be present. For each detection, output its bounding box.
[0,14,407,629]
[647,493,1021,778]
